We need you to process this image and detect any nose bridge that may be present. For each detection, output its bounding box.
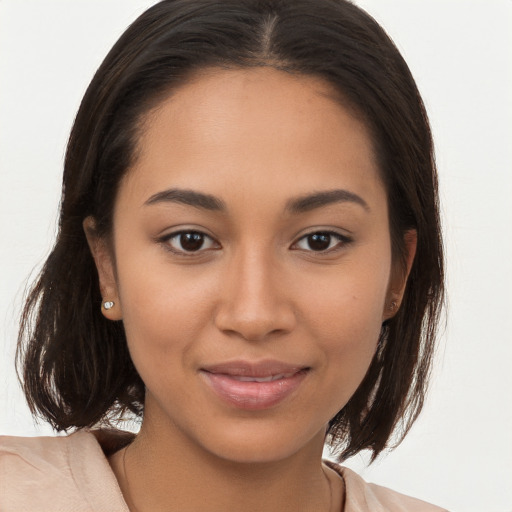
[214,242,295,341]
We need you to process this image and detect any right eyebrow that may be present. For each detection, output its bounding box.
[144,188,226,211]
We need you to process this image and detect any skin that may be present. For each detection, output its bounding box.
[85,67,415,512]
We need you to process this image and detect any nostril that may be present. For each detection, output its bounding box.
[213,263,297,340]
[214,307,296,342]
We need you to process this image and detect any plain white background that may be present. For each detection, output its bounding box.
[1,1,511,511]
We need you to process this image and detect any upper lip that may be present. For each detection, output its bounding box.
[200,360,308,378]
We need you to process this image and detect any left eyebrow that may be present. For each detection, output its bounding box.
[285,189,370,214]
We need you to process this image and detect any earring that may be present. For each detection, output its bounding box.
[103,300,115,310]
[389,300,398,311]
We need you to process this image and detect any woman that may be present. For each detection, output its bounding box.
[0,0,446,510]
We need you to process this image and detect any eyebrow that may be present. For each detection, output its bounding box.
[144,188,226,211]
[285,189,370,214]
[144,187,369,213]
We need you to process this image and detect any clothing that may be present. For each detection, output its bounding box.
[0,430,448,511]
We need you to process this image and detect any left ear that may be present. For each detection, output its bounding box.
[383,229,417,321]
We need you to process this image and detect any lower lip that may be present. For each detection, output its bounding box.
[200,370,309,410]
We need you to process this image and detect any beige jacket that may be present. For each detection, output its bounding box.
[0,431,448,511]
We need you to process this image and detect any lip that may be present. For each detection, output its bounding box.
[199,360,310,410]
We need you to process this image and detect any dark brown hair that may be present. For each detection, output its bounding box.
[17,0,444,461]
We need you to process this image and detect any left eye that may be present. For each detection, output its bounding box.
[164,231,219,254]
[293,231,349,252]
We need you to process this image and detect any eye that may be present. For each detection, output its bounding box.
[293,231,351,253]
[162,230,220,255]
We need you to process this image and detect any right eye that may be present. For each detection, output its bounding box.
[161,230,220,255]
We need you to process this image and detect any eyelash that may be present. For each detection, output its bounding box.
[159,230,352,257]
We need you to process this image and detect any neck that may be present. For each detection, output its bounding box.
[109,415,343,512]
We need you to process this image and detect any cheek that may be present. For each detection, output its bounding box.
[297,255,390,391]
[302,258,389,341]
[114,254,218,374]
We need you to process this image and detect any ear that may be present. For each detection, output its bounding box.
[383,229,417,321]
[83,216,123,321]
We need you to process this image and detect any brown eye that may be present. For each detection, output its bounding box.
[164,230,219,254]
[180,232,205,251]
[293,231,351,253]
[306,233,331,251]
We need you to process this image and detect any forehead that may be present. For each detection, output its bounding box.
[122,67,383,210]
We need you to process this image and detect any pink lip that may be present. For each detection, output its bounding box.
[200,360,309,410]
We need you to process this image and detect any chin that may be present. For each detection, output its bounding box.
[194,420,325,465]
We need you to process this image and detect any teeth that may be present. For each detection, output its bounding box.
[231,373,291,382]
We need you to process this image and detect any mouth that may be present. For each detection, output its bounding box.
[226,372,298,382]
[199,360,310,410]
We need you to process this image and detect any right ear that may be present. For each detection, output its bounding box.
[83,216,123,320]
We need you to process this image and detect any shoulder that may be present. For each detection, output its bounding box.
[0,431,83,484]
[326,462,449,512]
[0,430,129,511]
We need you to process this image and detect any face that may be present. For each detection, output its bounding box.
[88,67,411,463]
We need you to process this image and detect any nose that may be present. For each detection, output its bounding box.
[214,248,297,342]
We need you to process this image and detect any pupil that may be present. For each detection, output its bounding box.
[180,232,204,251]
[308,233,330,251]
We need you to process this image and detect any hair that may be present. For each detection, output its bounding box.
[17,0,444,461]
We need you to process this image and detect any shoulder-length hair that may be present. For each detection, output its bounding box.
[17,0,444,461]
